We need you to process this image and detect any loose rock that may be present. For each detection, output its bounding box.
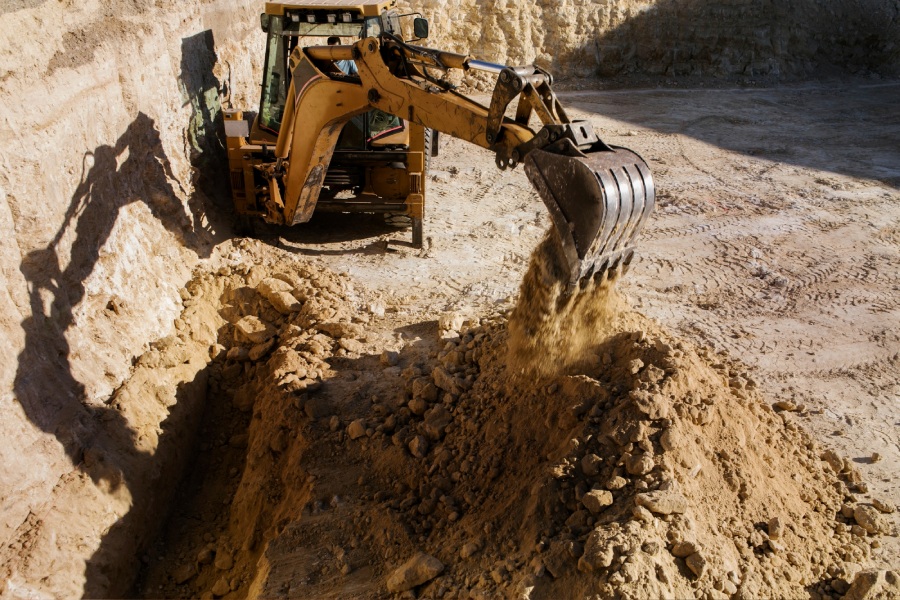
[408,396,428,416]
[768,516,785,540]
[625,453,654,475]
[172,563,196,585]
[423,405,452,440]
[211,577,231,597]
[853,505,887,534]
[409,435,428,458]
[581,453,603,477]
[214,551,233,571]
[381,350,400,367]
[385,553,444,593]
[235,316,276,344]
[671,541,699,558]
[460,542,480,559]
[822,449,846,473]
[843,570,900,600]
[579,528,615,571]
[582,489,614,514]
[348,419,366,440]
[606,476,627,490]
[634,490,688,515]
[258,279,301,314]
[412,378,440,403]
[685,552,707,578]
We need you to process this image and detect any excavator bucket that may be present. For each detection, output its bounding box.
[524,139,655,293]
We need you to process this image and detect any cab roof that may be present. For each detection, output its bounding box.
[265,0,395,17]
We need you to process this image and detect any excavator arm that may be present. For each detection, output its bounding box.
[271,34,655,291]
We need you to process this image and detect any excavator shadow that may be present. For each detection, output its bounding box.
[12,110,215,596]
[248,212,420,256]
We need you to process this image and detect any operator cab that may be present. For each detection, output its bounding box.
[254,1,428,149]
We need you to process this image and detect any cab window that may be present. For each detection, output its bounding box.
[259,16,290,133]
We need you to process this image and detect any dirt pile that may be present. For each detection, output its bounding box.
[138,243,895,599]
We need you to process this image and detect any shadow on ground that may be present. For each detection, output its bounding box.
[545,0,900,188]
[563,82,900,189]
[581,0,899,80]
[253,212,419,256]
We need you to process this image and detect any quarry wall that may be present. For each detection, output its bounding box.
[0,0,897,596]
[413,0,899,80]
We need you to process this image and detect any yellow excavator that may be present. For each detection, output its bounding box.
[224,0,654,292]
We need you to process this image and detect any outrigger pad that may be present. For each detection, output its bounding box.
[524,138,655,292]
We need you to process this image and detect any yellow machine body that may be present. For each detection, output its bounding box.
[225,0,655,288]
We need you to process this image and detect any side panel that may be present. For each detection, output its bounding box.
[224,110,258,214]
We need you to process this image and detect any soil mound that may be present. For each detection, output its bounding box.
[138,244,892,599]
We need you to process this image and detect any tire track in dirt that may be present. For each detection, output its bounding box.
[607,85,900,571]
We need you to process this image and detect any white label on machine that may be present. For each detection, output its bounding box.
[225,119,250,138]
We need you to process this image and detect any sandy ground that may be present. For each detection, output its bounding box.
[133,79,900,599]
[244,79,900,567]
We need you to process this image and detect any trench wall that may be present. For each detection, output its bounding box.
[0,0,258,596]
[0,0,897,597]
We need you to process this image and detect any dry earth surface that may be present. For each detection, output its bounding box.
[2,0,900,597]
[128,81,900,599]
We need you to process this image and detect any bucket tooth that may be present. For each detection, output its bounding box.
[524,139,655,292]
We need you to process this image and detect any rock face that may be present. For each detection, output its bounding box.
[408,0,900,81]
[0,1,260,597]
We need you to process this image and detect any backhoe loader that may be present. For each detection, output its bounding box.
[224,0,655,292]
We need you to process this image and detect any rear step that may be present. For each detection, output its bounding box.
[524,138,655,293]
